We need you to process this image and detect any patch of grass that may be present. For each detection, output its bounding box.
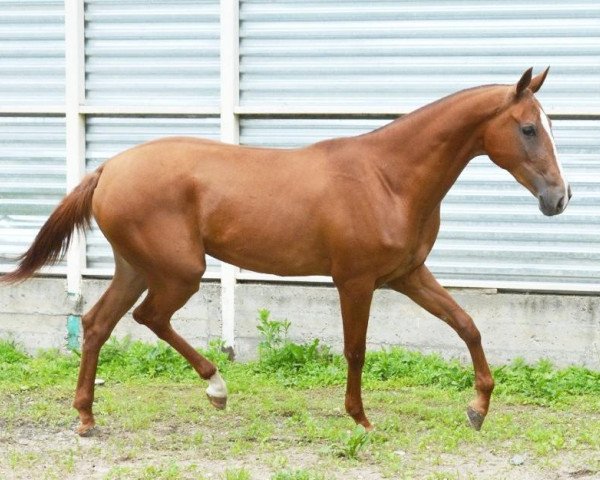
[249,310,600,407]
[97,337,231,382]
[0,342,79,388]
[333,425,371,459]
[0,338,28,364]
[271,469,326,480]
[426,473,461,480]
[224,468,252,480]
[1,310,600,479]
[254,309,337,387]
[2,317,598,406]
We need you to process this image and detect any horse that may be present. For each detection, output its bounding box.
[2,67,570,436]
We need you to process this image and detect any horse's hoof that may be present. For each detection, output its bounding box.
[207,393,227,410]
[76,423,97,437]
[466,406,485,431]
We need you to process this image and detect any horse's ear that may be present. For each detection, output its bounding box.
[515,67,533,97]
[529,66,550,93]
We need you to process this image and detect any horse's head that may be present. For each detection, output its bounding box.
[483,67,571,216]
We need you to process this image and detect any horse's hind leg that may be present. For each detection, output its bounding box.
[132,272,227,409]
[388,265,494,431]
[73,254,146,435]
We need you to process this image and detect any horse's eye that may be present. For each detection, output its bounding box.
[521,124,536,137]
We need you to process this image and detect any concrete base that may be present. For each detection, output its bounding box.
[1,278,599,369]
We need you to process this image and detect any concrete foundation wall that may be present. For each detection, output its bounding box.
[1,278,599,369]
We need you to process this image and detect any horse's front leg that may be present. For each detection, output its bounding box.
[336,278,375,430]
[388,265,494,430]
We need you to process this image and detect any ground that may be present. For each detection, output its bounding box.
[1,334,599,480]
[1,381,599,480]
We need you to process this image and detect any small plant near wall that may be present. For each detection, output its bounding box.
[255,309,333,374]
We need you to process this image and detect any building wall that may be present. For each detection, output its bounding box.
[2,1,600,290]
[2,278,598,370]
[1,2,599,364]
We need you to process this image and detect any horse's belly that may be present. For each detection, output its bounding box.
[206,240,330,277]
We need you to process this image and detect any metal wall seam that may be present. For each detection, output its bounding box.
[219,0,241,351]
[65,0,86,296]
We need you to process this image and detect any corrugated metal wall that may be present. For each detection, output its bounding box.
[0,117,66,268]
[0,0,599,290]
[239,0,600,112]
[84,0,220,106]
[0,0,65,106]
[0,0,65,271]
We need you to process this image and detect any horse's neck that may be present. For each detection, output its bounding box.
[366,86,508,215]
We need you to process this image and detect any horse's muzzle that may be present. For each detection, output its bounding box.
[538,184,572,216]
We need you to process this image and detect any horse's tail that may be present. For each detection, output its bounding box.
[2,167,104,283]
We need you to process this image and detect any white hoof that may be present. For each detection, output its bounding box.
[206,371,228,409]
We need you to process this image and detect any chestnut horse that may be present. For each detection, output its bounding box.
[3,68,570,435]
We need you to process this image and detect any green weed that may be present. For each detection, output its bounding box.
[254,310,336,386]
[0,339,28,364]
[333,425,371,459]
[224,468,252,480]
[257,308,291,353]
[271,470,325,480]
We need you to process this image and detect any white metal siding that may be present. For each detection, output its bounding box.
[0,0,599,292]
[0,116,66,269]
[85,116,221,271]
[240,118,600,286]
[84,0,220,106]
[0,0,65,106]
[432,120,600,285]
[239,0,600,113]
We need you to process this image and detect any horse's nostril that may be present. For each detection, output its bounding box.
[568,184,573,200]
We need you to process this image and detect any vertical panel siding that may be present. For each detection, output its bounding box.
[240,118,600,286]
[0,0,65,105]
[84,0,220,106]
[85,116,221,271]
[239,0,600,112]
[0,116,66,269]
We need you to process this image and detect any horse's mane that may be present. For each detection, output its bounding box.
[366,83,506,136]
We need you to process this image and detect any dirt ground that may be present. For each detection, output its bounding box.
[1,422,599,480]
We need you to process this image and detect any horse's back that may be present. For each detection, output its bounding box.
[92,136,338,276]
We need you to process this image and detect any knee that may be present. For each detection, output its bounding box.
[81,315,108,346]
[132,304,156,329]
[344,349,365,369]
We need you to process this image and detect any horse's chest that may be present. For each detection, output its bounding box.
[376,213,440,277]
